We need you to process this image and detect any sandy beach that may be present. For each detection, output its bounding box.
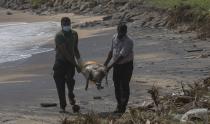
[1,7,210,124]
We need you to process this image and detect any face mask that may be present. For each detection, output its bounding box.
[62,26,71,32]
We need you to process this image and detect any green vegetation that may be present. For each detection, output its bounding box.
[147,0,210,39]
[30,0,47,8]
[148,0,210,10]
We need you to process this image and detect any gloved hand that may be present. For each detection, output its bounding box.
[76,65,82,73]
[77,58,84,68]
[104,63,108,67]
[106,65,112,72]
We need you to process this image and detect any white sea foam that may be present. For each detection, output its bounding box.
[0,21,60,64]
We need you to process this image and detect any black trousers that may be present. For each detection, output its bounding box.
[53,60,75,109]
[113,61,133,109]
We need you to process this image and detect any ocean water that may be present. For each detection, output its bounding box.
[0,22,60,64]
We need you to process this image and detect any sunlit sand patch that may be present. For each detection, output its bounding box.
[18,64,51,72]
[133,73,207,88]
[0,74,42,84]
[75,27,115,39]
[135,52,177,62]
[0,80,31,84]
[132,75,183,87]
[135,41,160,47]
[0,8,104,23]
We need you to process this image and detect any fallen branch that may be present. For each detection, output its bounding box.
[185,49,204,52]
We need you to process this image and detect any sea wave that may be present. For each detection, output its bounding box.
[0,21,60,64]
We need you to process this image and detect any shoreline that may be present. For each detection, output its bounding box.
[0,7,114,72]
[0,27,114,84]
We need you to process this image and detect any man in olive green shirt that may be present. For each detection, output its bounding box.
[53,17,81,113]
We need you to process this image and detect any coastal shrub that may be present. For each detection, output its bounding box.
[165,2,210,39]
[146,0,210,39]
[149,0,210,10]
[30,0,47,8]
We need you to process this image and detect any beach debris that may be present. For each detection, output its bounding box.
[62,77,210,124]
[199,53,209,58]
[112,0,127,5]
[80,3,89,11]
[135,80,148,84]
[180,108,208,124]
[40,103,57,107]
[184,56,198,59]
[184,53,210,59]
[6,11,13,15]
[145,120,151,124]
[174,96,193,104]
[103,15,112,21]
[203,77,210,87]
[185,49,204,53]
[72,105,80,113]
[93,96,102,100]
[147,84,160,108]
[140,101,154,109]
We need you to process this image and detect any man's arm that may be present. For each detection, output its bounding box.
[74,32,81,60]
[104,50,113,66]
[104,35,115,66]
[107,55,124,71]
[73,32,82,73]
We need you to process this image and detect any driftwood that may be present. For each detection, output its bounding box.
[145,77,210,116]
[147,85,160,108]
[174,96,194,104]
[40,103,57,107]
[185,49,204,52]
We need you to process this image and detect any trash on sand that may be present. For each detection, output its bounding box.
[72,105,80,113]
[93,96,102,100]
[180,108,208,124]
[40,103,57,107]
[185,49,204,52]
